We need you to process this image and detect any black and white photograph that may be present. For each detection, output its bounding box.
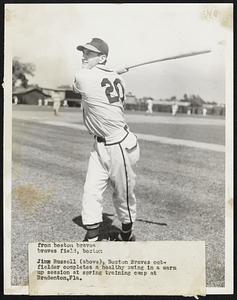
[4,3,233,296]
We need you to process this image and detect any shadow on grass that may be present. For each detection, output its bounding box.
[72,213,121,240]
[136,218,167,226]
[73,213,167,240]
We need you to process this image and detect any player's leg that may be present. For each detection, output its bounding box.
[82,146,109,241]
[111,150,137,240]
[110,161,137,224]
[110,133,140,241]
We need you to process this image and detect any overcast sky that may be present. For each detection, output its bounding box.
[7,4,232,103]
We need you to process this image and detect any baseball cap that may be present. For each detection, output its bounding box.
[77,38,109,56]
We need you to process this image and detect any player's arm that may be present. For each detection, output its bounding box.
[116,67,129,75]
[72,71,86,94]
[119,76,127,103]
[72,77,81,94]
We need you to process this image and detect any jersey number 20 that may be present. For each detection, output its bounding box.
[101,78,125,104]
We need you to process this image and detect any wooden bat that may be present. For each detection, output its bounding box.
[126,49,211,70]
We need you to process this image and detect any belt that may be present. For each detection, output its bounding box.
[96,136,106,143]
[95,125,128,145]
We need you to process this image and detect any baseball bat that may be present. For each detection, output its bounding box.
[126,49,211,70]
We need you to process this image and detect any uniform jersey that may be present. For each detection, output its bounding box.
[73,65,127,143]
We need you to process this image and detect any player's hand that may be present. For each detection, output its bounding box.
[116,67,129,75]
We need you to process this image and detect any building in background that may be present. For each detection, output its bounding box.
[12,86,225,116]
[12,85,82,107]
[48,85,82,107]
[64,89,82,107]
[124,92,137,110]
[12,86,50,105]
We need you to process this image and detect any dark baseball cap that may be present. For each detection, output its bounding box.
[77,38,109,56]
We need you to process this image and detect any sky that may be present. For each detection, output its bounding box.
[6,4,232,103]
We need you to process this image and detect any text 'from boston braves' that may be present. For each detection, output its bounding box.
[29,241,205,296]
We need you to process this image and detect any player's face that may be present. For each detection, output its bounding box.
[82,49,105,69]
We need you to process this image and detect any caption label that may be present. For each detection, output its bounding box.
[29,241,205,296]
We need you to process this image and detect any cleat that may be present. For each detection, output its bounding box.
[83,235,109,242]
[115,233,136,241]
[82,235,99,242]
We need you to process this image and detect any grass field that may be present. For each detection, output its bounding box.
[11,105,225,288]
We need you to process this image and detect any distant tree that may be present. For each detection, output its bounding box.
[189,94,205,107]
[12,57,35,88]
[183,93,188,101]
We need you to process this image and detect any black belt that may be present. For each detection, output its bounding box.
[96,136,106,143]
[95,125,128,144]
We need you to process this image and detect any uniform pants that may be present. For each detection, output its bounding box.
[82,132,140,226]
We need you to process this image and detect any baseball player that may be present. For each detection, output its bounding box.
[73,38,140,242]
[52,91,61,116]
[146,97,154,114]
[171,99,179,116]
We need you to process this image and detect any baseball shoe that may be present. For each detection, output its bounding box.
[114,232,136,241]
[83,232,136,242]
[82,235,110,242]
[83,238,109,242]
[82,237,97,242]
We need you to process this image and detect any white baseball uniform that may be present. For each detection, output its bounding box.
[73,65,140,226]
[52,92,61,115]
[172,102,178,115]
[146,98,153,114]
